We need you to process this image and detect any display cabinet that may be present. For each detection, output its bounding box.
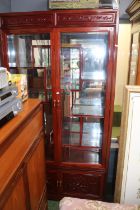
[0,8,118,200]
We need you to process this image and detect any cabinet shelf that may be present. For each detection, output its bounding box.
[72,105,104,116]
[62,147,100,164]
[62,144,101,150]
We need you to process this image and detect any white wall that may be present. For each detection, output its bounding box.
[114,23,131,106]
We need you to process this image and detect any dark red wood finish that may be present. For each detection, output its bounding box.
[0,9,118,200]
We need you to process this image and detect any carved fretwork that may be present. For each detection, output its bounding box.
[56,13,116,26]
[1,15,54,28]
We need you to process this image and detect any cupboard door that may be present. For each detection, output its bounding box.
[3,175,27,210]
[59,30,112,165]
[27,136,47,210]
[7,33,54,161]
[47,170,59,199]
[61,171,105,199]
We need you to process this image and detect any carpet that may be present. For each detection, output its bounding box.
[48,200,59,210]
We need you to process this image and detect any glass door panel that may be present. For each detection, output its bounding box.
[60,32,108,164]
[7,33,54,161]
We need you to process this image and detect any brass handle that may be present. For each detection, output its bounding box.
[59,180,62,187]
[57,100,60,107]
[57,180,62,187]
[57,180,59,187]
[50,130,53,144]
[53,100,56,107]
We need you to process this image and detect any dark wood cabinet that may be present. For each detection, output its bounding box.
[0,8,118,200]
[0,99,47,210]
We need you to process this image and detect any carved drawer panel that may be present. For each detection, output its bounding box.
[1,14,54,28]
[56,12,117,27]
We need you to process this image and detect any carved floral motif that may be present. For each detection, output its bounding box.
[57,13,115,26]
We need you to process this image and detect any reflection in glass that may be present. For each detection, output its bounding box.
[7,33,54,161]
[61,32,108,164]
[8,34,51,68]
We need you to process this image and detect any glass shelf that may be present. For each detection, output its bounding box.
[72,105,104,116]
[82,71,106,81]
[74,97,103,106]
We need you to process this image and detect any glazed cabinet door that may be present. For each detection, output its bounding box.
[2,171,28,210]
[26,135,47,210]
[58,29,114,167]
[6,33,54,161]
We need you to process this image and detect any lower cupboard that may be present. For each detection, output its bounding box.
[47,168,105,200]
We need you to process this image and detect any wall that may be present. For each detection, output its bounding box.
[11,0,48,12]
[114,23,131,106]
[0,0,11,13]
[0,0,48,12]
[0,0,132,15]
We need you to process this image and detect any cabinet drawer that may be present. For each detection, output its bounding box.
[0,107,43,195]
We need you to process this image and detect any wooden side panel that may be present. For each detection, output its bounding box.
[3,175,27,210]
[27,136,47,210]
[0,108,42,195]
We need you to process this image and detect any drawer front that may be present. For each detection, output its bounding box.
[56,12,116,27]
[0,108,43,195]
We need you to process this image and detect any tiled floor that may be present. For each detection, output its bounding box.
[48,200,59,210]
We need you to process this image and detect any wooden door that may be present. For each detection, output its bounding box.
[26,135,47,210]
[55,27,115,169]
[47,170,60,199]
